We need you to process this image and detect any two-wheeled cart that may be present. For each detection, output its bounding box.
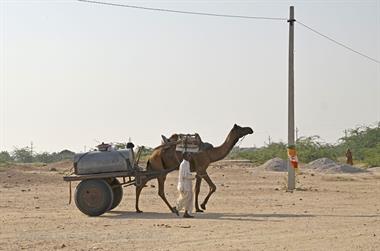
[63,168,168,216]
[63,143,168,216]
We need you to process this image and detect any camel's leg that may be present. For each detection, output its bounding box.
[157,175,176,213]
[135,179,148,213]
[200,174,216,210]
[194,176,203,212]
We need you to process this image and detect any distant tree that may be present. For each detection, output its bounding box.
[0,151,13,163]
[34,152,56,163]
[338,123,380,162]
[34,150,75,163]
[12,147,33,163]
[114,143,128,150]
[296,135,337,163]
[232,142,287,165]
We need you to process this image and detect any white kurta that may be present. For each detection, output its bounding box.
[176,159,194,212]
[177,160,194,192]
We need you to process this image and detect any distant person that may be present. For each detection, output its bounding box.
[346,148,353,165]
[173,152,195,218]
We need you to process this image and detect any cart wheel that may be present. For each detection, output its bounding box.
[74,179,114,216]
[109,178,123,210]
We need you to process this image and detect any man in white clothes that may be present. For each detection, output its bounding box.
[174,152,195,218]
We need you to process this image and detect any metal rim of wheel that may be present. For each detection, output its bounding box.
[74,179,114,216]
[109,178,123,210]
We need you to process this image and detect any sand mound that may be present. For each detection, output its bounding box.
[305,158,365,174]
[367,167,380,173]
[261,157,287,172]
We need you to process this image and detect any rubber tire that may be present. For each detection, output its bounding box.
[109,178,123,210]
[74,179,114,217]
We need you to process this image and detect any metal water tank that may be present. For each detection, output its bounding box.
[73,149,134,175]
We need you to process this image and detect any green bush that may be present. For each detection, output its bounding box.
[12,147,33,163]
[362,143,380,167]
[338,123,380,165]
[0,151,13,163]
[231,122,379,166]
[296,136,337,163]
[232,143,287,165]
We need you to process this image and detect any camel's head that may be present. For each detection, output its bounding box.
[232,124,254,139]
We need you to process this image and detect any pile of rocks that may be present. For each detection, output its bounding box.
[260,157,287,172]
[304,158,365,173]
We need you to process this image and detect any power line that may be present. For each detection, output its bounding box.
[297,20,380,64]
[78,0,379,64]
[77,0,287,21]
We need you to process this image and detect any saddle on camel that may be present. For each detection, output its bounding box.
[161,133,214,153]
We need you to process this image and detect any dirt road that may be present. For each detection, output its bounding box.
[1,162,379,250]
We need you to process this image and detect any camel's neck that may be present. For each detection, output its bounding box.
[206,131,239,163]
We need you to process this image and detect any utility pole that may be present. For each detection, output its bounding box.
[30,141,34,156]
[287,6,296,191]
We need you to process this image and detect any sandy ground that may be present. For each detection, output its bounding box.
[0,161,379,251]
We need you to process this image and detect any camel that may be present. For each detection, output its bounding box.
[134,124,253,213]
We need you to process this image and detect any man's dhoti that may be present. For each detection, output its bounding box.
[176,190,193,213]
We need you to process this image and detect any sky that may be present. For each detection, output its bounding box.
[1,0,379,153]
